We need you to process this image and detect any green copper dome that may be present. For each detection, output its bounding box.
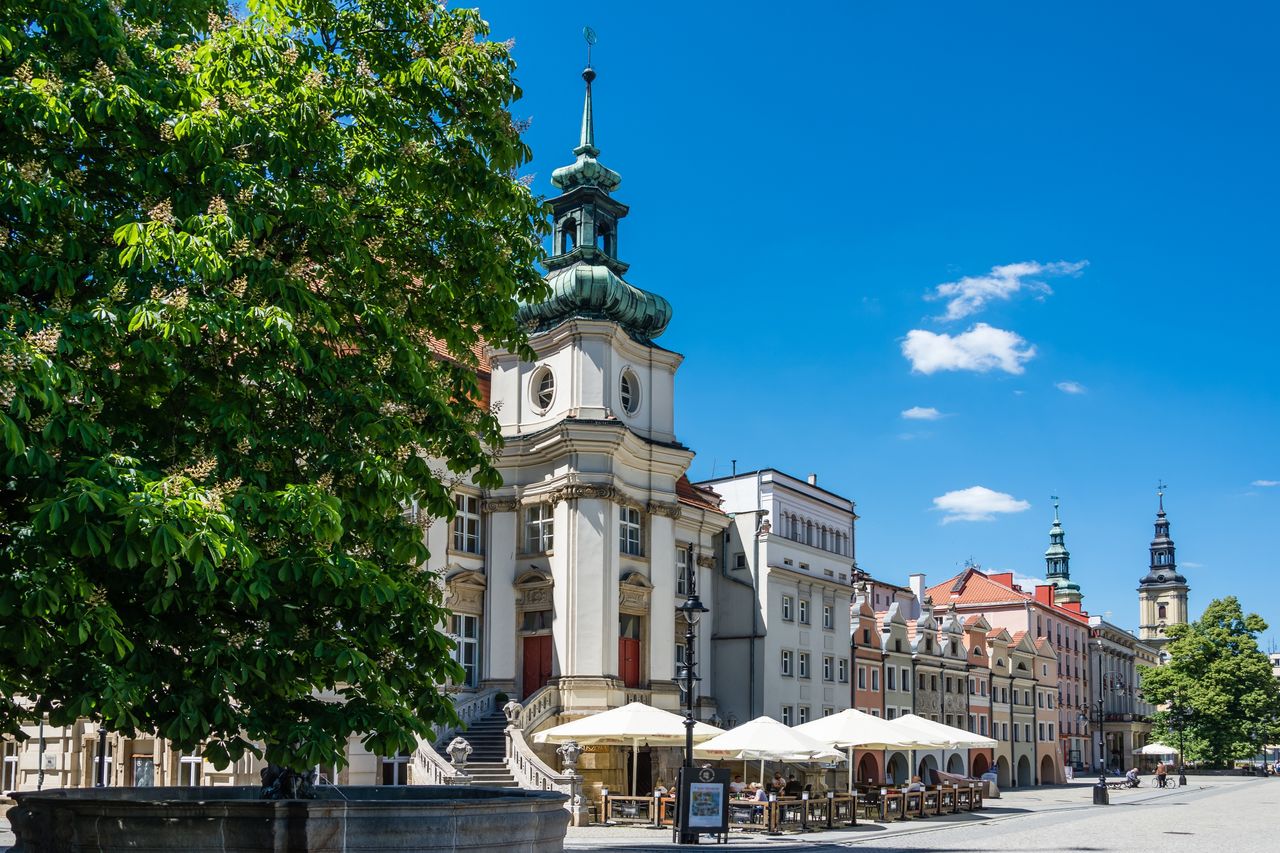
[517,64,672,342]
[520,264,672,338]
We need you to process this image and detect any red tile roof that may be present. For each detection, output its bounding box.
[926,568,1027,606]
[926,568,1090,624]
[676,475,725,514]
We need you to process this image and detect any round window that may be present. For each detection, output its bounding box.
[531,367,554,412]
[619,369,640,415]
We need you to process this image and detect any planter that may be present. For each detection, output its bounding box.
[6,785,569,853]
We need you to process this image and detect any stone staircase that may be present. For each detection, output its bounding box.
[440,710,518,788]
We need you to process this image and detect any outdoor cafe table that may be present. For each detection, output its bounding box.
[601,795,656,825]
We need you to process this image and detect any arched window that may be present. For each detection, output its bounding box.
[560,219,577,254]
[596,222,614,256]
[1157,603,1167,619]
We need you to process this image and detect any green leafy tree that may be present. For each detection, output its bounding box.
[0,0,546,776]
[1139,597,1280,767]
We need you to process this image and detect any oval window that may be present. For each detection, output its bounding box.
[531,367,554,412]
[619,369,640,415]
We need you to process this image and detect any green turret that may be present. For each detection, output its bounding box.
[1045,498,1083,605]
[516,64,672,341]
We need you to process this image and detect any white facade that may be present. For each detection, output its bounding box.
[700,470,857,728]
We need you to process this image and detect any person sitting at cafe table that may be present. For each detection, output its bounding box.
[905,775,925,793]
[729,774,745,795]
[753,782,769,802]
[652,780,669,798]
[770,772,785,793]
[784,775,803,797]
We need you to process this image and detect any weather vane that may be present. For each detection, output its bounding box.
[583,26,597,68]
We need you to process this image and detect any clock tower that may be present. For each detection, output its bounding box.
[1137,489,1189,656]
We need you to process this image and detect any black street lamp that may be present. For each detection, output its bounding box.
[1079,699,1108,805]
[675,543,709,846]
[1168,699,1192,787]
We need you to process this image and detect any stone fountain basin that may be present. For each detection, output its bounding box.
[7,785,569,853]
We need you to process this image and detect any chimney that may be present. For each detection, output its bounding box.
[807,473,817,486]
[909,573,926,605]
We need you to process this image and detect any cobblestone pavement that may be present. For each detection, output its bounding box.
[2,776,1274,851]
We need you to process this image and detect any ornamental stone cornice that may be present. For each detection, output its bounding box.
[696,555,715,569]
[482,498,520,514]
[548,484,620,504]
[647,500,682,519]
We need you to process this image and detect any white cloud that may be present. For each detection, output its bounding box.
[1252,479,1279,487]
[902,323,1036,375]
[902,406,943,420]
[1181,561,1203,569]
[932,486,1032,523]
[928,260,1088,321]
[1056,380,1087,394]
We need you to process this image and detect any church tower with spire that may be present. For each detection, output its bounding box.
[1045,498,1082,606]
[1137,489,1189,654]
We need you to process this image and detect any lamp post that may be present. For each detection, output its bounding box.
[1169,699,1191,787]
[95,724,108,787]
[676,543,709,846]
[1085,634,1109,804]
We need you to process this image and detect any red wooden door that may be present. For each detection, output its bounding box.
[619,637,641,688]
[522,636,552,699]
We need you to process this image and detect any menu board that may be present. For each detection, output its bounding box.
[678,766,730,835]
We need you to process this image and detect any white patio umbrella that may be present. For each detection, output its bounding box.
[1133,743,1178,755]
[532,702,723,795]
[888,714,997,749]
[795,709,938,793]
[694,716,844,785]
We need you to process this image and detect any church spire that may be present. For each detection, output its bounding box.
[515,34,672,342]
[1137,485,1190,653]
[1045,496,1082,605]
[578,66,597,156]
[1140,485,1183,586]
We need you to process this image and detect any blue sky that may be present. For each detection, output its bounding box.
[474,1,1279,647]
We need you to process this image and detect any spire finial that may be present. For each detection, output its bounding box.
[578,27,599,156]
[1051,495,1060,523]
[1157,481,1166,514]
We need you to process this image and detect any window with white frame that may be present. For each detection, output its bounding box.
[1049,723,1055,740]
[798,599,809,624]
[823,707,833,717]
[380,751,410,785]
[886,666,896,691]
[886,707,896,719]
[980,717,987,736]
[823,656,833,681]
[838,658,848,683]
[902,668,911,693]
[524,503,554,553]
[2,741,18,791]
[676,547,692,596]
[870,668,880,691]
[451,613,480,687]
[781,705,793,726]
[179,752,202,786]
[781,595,793,621]
[781,649,792,676]
[452,494,483,554]
[619,506,643,556]
[823,604,833,629]
[798,706,810,724]
[798,652,810,679]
